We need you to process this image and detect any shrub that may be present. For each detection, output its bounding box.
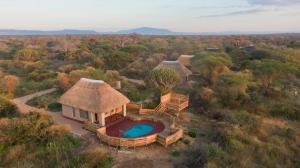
[48,102,62,112]
[171,149,181,157]
[0,96,17,118]
[201,143,225,160]
[187,129,197,138]
[183,139,191,145]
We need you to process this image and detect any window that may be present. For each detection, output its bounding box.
[80,110,89,119]
[72,108,76,117]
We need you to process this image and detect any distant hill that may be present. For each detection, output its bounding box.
[114,27,177,35]
[0,29,99,35]
[0,28,299,36]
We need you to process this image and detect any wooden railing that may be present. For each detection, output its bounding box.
[153,103,166,113]
[157,129,184,147]
[96,123,183,148]
[83,121,102,133]
[97,127,158,148]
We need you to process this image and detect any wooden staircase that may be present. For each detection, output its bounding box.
[83,122,101,133]
[153,103,166,114]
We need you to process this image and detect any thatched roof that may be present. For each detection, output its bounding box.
[59,78,130,113]
[154,61,192,79]
[177,55,194,66]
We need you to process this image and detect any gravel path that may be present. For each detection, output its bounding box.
[11,88,89,137]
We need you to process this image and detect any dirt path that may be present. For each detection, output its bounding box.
[11,88,89,137]
[121,76,145,86]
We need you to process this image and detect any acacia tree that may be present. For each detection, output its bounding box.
[245,59,296,89]
[229,49,251,67]
[104,51,133,70]
[214,71,251,107]
[15,48,39,61]
[193,53,232,85]
[146,68,180,94]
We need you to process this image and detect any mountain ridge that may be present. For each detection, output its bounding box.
[0,27,299,36]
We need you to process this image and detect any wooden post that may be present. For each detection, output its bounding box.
[90,112,95,123]
[123,104,127,117]
[100,113,105,126]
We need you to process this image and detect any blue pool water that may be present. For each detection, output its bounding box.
[122,124,154,138]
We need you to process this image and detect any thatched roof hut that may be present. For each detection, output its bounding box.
[154,61,192,82]
[59,78,130,126]
[59,78,130,113]
[177,55,194,66]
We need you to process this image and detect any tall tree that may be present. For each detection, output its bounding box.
[146,68,180,94]
[214,71,251,107]
[193,53,232,84]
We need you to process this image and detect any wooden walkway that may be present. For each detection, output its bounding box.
[11,88,89,137]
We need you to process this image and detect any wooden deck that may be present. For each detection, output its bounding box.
[161,93,189,113]
[97,126,183,148]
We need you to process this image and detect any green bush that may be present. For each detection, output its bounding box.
[187,130,197,138]
[0,96,17,118]
[48,102,62,112]
[171,149,181,157]
[201,143,225,160]
[183,139,190,145]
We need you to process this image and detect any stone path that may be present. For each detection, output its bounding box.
[11,88,89,137]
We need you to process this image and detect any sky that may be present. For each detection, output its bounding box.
[0,0,299,32]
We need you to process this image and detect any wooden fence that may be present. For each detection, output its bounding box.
[127,102,142,110]
[97,126,183,148]
[97,127,158,148]
[157,129,184,147]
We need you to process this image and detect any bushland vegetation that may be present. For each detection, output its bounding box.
[0,34,300,167]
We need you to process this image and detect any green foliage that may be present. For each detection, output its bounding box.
[15,48,40,61]
[183,139,191,145]
[48,102,62,112]
[193,53,232,84]
[227,110,261,132]
[187,130,197,138]
[287,41,300,49]
[104,51,133,70]
[270,98,300,121]
[15,78,56,97]
[171,149,181,157]
[229,49,251,67]
[146,68,180,94]
[0,96,17,118]
[245,59,297,88]
[214,71,250,107]
[27,90,62,111]
[201,143,225,160]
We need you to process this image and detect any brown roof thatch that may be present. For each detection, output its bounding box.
[177,55,194,66]
[58,78,130,113]
[154,61,192,79]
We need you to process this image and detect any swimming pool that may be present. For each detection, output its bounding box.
[122,124,154,138]
[106,118,165,138]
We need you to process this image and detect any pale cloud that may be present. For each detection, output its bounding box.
[246,0,300,6]
[197,8,265,18]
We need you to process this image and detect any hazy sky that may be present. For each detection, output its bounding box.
[0,0,299,32]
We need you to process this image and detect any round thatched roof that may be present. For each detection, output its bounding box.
[154,61,192,79]
[177,55,194,66]
[58,78,130,113]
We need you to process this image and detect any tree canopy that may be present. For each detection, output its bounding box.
[146,68,180,94]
